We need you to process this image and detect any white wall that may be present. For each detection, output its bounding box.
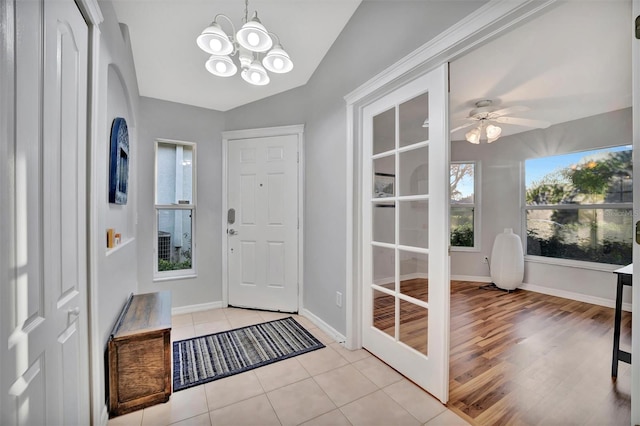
[137,97,225,308]
[451,108,633,305]
[224,1,487,335]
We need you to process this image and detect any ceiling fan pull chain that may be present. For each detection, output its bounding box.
[244,0,249,23]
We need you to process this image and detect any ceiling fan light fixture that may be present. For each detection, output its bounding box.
[465,127,481,144]
[197,22,234,55]
[485,124,502,142]
[205,55,237,77]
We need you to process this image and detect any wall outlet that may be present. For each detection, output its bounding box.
[336,291,343,308]
[483,256,489,264]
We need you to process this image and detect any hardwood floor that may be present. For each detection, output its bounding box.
[372,279,632,425]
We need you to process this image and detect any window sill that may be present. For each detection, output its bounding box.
[106,237,134,256]
[153,273,197,283]
[524,255,624,272]
[451,246,480,253]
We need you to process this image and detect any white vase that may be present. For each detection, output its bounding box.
[490,228,524,291]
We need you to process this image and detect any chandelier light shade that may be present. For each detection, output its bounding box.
[196,22,234,55]
[197,0,293,85]
[465,127,481,144]
[205,55,237,77]
[465,122,502,144]
[241,60,270,86]
[263,45,293,73]
[485,124,502,143]
[236,14,273,52]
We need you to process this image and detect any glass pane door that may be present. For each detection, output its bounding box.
[371,92,430,353]
[362,64,449,402]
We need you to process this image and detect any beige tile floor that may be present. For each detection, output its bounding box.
[108,308,469,426]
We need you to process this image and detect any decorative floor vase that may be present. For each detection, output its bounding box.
[490,228,524,291]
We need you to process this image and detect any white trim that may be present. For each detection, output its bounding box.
[299,309,346,344]
[75,0,103,25]
[221,124,305,312]
[524,255,623,273]
[344,0,555,105]
[222,124,305,140]
[171,301,224,316]
[451,274,492,283]
[450,275,632,312]
[631,1,640,423]
[87,23,105,426]
[99,405,108,426]
[520,283,632,313]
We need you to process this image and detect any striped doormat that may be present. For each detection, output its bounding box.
[172,316,324,391]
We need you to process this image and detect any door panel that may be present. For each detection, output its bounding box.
[228,135,299,312]
[362,64,449,403]
[43,0,90,422]
[7,0,89,424]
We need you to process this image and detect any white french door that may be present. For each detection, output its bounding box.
[362,64,450,402]
[227,134,300,312]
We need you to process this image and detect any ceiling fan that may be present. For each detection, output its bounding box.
[451,99,551,144]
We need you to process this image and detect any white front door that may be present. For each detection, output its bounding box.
[4,0,90,423]
[362,64,450,402]
[227,134,299,312]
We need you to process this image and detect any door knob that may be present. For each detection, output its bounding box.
[228,229,238,235]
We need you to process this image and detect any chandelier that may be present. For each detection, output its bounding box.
[196,0,293,86]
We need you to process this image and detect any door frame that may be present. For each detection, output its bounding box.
[221,124,305,311]
[345,0,558,351]
[632,1,640,424]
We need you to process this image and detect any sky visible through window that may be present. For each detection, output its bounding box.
[525,145,632,187]
[451,163,474,200]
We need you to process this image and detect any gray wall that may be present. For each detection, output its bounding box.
[137,97,225,307]
[93,0,141,411]
[451,108,632,303]
[224,1,486,335]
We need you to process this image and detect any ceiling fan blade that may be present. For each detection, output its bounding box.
[450,121,476,133]
[494,116,551,129]
[491,105,529,117]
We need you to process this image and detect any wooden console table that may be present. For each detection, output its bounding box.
[611,264,632,378]
[109,291,172,417]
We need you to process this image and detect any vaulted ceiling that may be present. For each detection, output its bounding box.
[113,0,631,131]
[112,0,362,111]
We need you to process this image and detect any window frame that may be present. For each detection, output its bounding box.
[153,138,197,281]
[522,145,632,269]
[450,161,480,252]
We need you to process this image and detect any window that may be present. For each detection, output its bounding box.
[525,146,632,265]
[154,140,196,279]
[450,162,478,249]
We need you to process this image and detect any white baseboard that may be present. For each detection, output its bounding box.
[520,283,632,312]
[299,308,346,344]
[374,273,428,286]
[451,274,492,283]
[171,301,224,316]
[100,405,108,426]
[450,274,631,312]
